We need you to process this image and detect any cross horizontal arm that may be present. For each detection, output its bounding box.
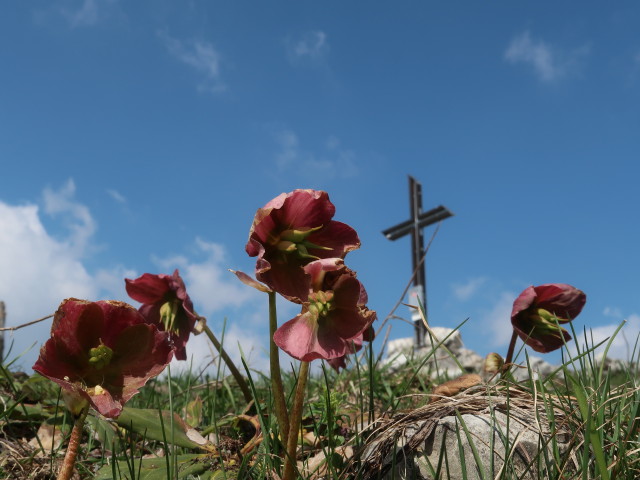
[382,205,454,241]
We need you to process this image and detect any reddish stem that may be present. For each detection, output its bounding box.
[282,361,309,480]
[268,291,289,445]
[56,404,89,480]
[502,330,519,378]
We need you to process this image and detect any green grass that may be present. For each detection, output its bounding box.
[1,325,640,479]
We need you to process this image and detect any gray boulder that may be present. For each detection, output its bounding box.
[352,387,576,480]
[385,329,557,381]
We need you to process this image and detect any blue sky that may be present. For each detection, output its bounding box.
[1,1,640,373]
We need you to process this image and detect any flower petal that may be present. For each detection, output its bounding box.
[269,190,335,230]
[230,269,272,293]
[510,286,537,321]
[306,221,360,258]
[513,322,572,353]
[534,284,586,322]
[273,312,325,362]
[125,273,171,304]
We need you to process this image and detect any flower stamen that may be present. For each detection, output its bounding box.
[88,342,113,370]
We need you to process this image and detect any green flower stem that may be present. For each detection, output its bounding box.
[56,403,89,480]
[502,330,519,377]
[283,360,309,480]
[202,323,253,404]
[268,291,289,445]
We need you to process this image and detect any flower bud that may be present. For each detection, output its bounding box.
[483,352,504,374]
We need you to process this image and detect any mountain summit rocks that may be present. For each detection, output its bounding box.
[384,327,556,381]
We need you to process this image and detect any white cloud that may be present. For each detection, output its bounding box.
[274,129,358,179]
[0,185,104,368]
[568,314,640,362]
[0,183,269,374]
[106,189,126,204]
[452,277,487,301]
[159,31,225,93]
[152,238,256,316]
[504,31,589,82]
[168,321,269,377]
[287,30,329,62]
[603,306,623,318]
[275,129,299,170]
[43,179,96,255]
[58,0,117,28]
[482,291,517,347]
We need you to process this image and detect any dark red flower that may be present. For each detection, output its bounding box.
[125,270,197,360]
[273,258,376,362]
[33,298,173,418]
[246,190,360,302]
[511,284,586,353]
[325,325,375,371]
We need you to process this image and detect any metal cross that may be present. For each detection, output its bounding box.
[382,176,454,349]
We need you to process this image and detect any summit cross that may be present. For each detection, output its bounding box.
[382,176,454,349]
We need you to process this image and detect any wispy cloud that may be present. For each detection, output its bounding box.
[158,31,225,93]
[452,277,487,301]
[482,291,517,347]
[286,30,329,66]
[603,306,623,318]
[106,188,126,204]
[504,31,589,82]
[153,238,256,315]
[43,179,96,255]
[57,0,117,28]
[274,129,358,180]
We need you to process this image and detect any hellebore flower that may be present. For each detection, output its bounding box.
[33,298,173,418]
[273,258,376,362]
[246,189,360,302]
[125,270,197,360]
[511,283,586,353]
[326,325,375,371]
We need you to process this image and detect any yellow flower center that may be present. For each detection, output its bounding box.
[308,290,334,319]
[274,226,331,260]
[160,299,180,333]
[88,341,113,370]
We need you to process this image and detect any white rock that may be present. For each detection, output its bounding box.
[385,330,559,381]
[384,329,477,378]
[359,406,574,479]
[510,355,557,382]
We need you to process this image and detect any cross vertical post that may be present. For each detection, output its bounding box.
[409,177,427,347]
[382,176,453,349]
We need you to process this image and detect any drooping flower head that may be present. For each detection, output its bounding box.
[511,283,586,353]
[246,190,360,302]
[125,270,197,361]
[325,324,375,372]
[33,298,173,418]
[273,258,376,362]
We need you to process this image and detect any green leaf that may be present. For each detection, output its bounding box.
[86,413,120,451]
[94,454,233,480]
[185,395,203,428]
[568,373,610,480]
[114,407,215,451]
